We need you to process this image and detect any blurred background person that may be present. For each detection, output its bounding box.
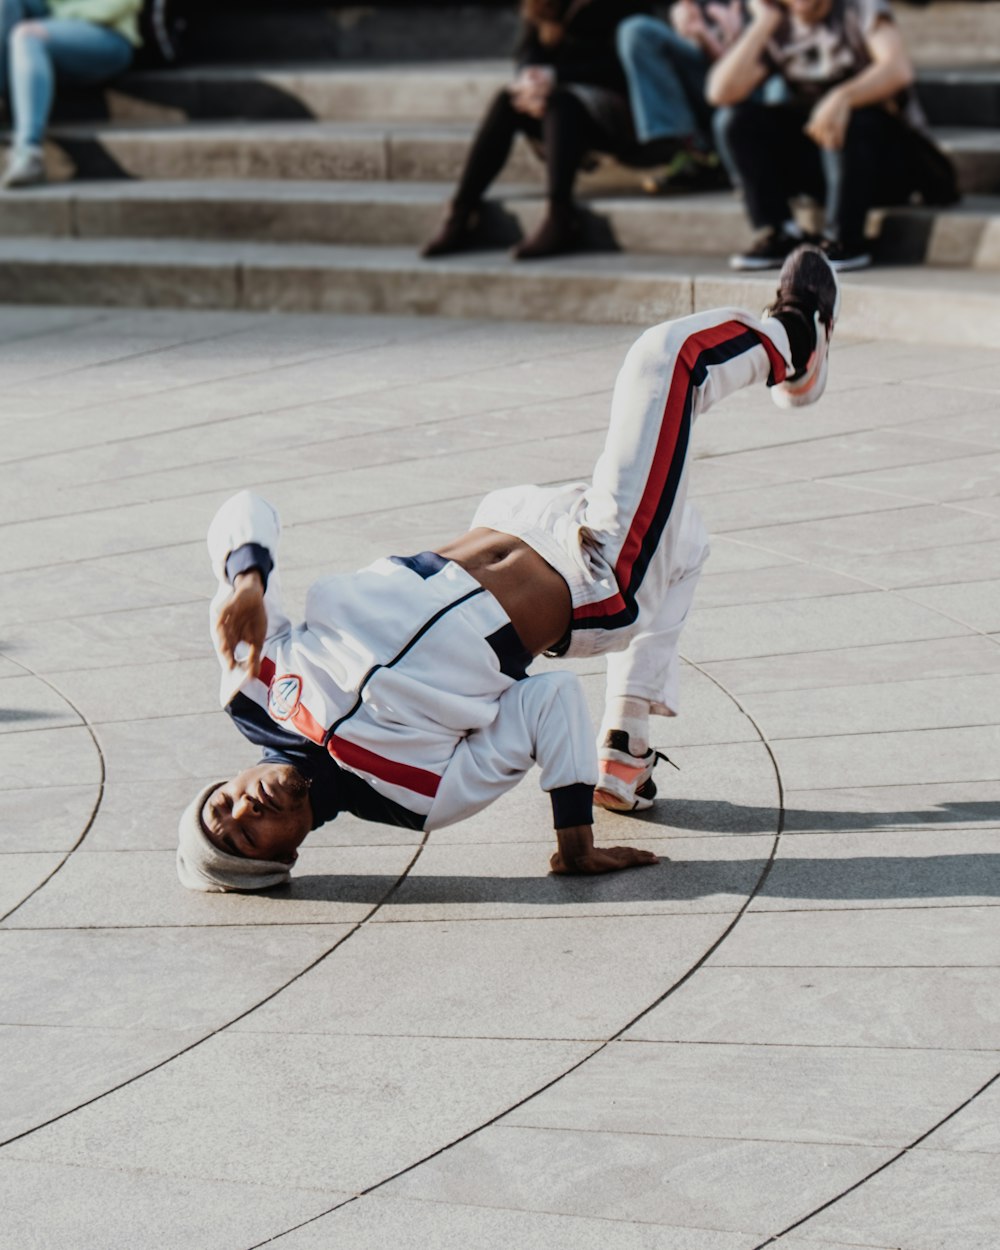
[617,0,744,194]
[0,0,142,189]
[708,0,957,271]
[422,0,648,261]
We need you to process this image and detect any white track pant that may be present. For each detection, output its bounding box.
[474,307,793,716]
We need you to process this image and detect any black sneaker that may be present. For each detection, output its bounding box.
[820,237,872,272]
[766,243,840,409]
[730,227,803,271]
[641,150,730,195]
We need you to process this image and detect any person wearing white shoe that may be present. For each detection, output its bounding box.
[0,0,142,190]
[177,247,838,893]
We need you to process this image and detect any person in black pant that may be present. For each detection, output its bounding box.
[422,0,648,261]
[708,0,957,272]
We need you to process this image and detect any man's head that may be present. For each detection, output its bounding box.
[176,763,313,892]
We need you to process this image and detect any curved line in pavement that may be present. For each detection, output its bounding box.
[0,657,106,925]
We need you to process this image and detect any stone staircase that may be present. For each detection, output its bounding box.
[2,2,1000,341]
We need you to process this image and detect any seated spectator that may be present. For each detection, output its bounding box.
[0,0,142,189]
[422,0,648,261]
[617,1,744,194]
[708,0,958,271]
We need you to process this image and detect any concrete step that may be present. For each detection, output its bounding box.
[36,119,1000,196]
[64,60,1000,130]
[1,236,999,346]
[6,180,1000,271]
[175,1,1000,69]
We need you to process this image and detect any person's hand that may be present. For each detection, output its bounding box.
[671,0,708,42]
[705,0,746,49]
[509,65,555,118]
[550,845,660,874]
[550,824,659,874]
[747,0,784,28]
[805,88,851,150]
[215,570,267,680]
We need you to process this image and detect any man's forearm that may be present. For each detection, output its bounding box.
[706,12,778,105]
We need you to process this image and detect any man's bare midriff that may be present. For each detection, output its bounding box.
[435,528,571,657]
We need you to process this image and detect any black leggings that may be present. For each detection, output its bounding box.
[453,86,621,208]
[719,102,925,247]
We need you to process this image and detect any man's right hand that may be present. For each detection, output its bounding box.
[215,570,267,680]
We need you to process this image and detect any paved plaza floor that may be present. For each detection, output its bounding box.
[1,304,998,1249]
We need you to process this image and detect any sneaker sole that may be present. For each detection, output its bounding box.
[729,255,787,271]
[827,253,871,273]
[594,787,653,813]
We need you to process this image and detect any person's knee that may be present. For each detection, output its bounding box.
[616,13,663,62]
[11,18,47,46]
[719,101,762,144]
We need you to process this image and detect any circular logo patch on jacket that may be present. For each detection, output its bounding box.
[268,674,303,721]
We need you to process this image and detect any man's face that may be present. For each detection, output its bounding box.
[202,763,312,863]
[780,0,834,23]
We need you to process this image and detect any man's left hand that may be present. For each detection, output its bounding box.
[551,824,659,874]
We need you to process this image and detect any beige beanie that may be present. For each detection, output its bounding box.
[176,781,293,893]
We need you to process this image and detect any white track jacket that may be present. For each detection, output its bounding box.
[208,492,598,834]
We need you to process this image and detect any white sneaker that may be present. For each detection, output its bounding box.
[594,731,675,813]
[766,243,840,410]
[2,146,46,190]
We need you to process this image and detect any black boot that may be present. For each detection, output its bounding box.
[421,201,479,258]
[511,202,581,260]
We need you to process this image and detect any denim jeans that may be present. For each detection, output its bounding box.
[616,14,711,146]
[1,0,133,151]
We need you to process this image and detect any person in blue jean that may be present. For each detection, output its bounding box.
[617,1,744,193]
[0,0,142,189]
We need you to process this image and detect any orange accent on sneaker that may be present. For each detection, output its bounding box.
[599,759,648,784]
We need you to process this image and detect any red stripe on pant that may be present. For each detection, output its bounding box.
[573,321,784,625]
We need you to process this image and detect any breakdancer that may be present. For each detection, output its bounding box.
[177,245,839,892]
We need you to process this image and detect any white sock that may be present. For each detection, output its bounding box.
[599,696,651,757]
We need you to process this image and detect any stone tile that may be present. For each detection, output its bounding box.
[274,1195,761,1250]
[702,634,1000,696]
[697,480,911,534]
[0,1022,205,1140]
[801,1148,1000,1249]
[924,1081,1000,1154]
[732,504,1000,570]
[905,578,1000,633]
[0,1157,348,1250]
[11,1031,590,1193]
[2,844,417,929]
[695,536,795,575]
[771,724,1000,790]
[1,599,207,675]
[0,725,101,790]
[232,912,733,1042]
[0,854,65,918]
[685,590,966,663]
[627,965,1000,1050]
[752,672,1000,740]
[0,561,192,629]
[828,536,1000,589]
[712,425,995,484]
[0,674,82,734]
[903,405,1000,449]
[506,1039,997,1148]
[51,656,221,724]
[380,832,773,922]
[780,775,1000,835]
[93,712,249,784]
[0,925,345,1031]
[825,450,1000,504]
[705,905,1000,968]
[387,1124,886,1236]
[694,563,873,610]
[1,785,97,853]
[751,828,1000,912]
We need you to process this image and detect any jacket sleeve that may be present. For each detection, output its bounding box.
[206,491,292,701]
[424,670,598,832]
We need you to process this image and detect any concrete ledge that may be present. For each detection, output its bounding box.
[3,237,1000,343]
